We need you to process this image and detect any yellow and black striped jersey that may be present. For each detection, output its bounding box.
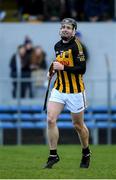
[53,37,86,94]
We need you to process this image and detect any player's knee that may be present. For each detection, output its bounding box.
[73,122,83,132]
[47,113,57,127]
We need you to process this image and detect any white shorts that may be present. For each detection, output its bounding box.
[49,88,87,113]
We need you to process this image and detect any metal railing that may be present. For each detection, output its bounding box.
[0,75,116,145]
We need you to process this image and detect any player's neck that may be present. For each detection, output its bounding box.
[62,36,75,43]
[62,40,69,43]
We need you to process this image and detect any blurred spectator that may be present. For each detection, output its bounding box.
[0,0,6,21]
[9,45,26,98]
[84,0,112,22]
[22,36,34,97]
[0,10,6,21]
[15,0,24,20]
[16,0,44,21]
[31,46,47,70]
[31,46,47,96]
[76,31,89,62]
[107,0,115,21]
[2,0,114,22]
[62,0,85,21]
[0,0,115,22]
[27,0,44,19]
[10,38,34,98]
[44,0,61,21]
[24,36,33,60]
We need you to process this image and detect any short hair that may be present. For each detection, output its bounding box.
[61,18,77,30]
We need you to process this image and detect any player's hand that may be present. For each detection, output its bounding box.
[53,62,64,70]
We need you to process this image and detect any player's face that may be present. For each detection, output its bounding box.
[60,24,74,40]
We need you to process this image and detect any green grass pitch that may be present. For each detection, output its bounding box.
[0,145,116,179]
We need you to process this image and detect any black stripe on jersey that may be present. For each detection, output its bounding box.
[61,71,66,92]
[75,75,81,92]
[67,73,73,93]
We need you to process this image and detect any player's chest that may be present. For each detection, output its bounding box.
[55,48,73,66]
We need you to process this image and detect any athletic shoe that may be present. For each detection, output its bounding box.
[80,153,90,168]
[44,155,60,169]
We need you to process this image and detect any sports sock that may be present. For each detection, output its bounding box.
[82,147,90,156]
[50,149,57,157]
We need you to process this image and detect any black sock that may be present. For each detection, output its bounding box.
[50,149,57,156]
[82,147,90,156]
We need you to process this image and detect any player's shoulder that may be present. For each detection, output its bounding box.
[74,37,83,47]
[72,37,84,51]
[54,40,62,50]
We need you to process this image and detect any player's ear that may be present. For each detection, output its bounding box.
[72,29,76,36]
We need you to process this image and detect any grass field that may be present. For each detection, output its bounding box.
[0,145,116,179]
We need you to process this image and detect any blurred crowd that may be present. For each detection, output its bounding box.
[0,0,115,22]
[9,36,47,98]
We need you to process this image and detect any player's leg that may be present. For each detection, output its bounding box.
[44,101,64,168]
[47,101,64,150]
[65,91,91,168]
[71,111,91,168]
[72,111,89,148]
